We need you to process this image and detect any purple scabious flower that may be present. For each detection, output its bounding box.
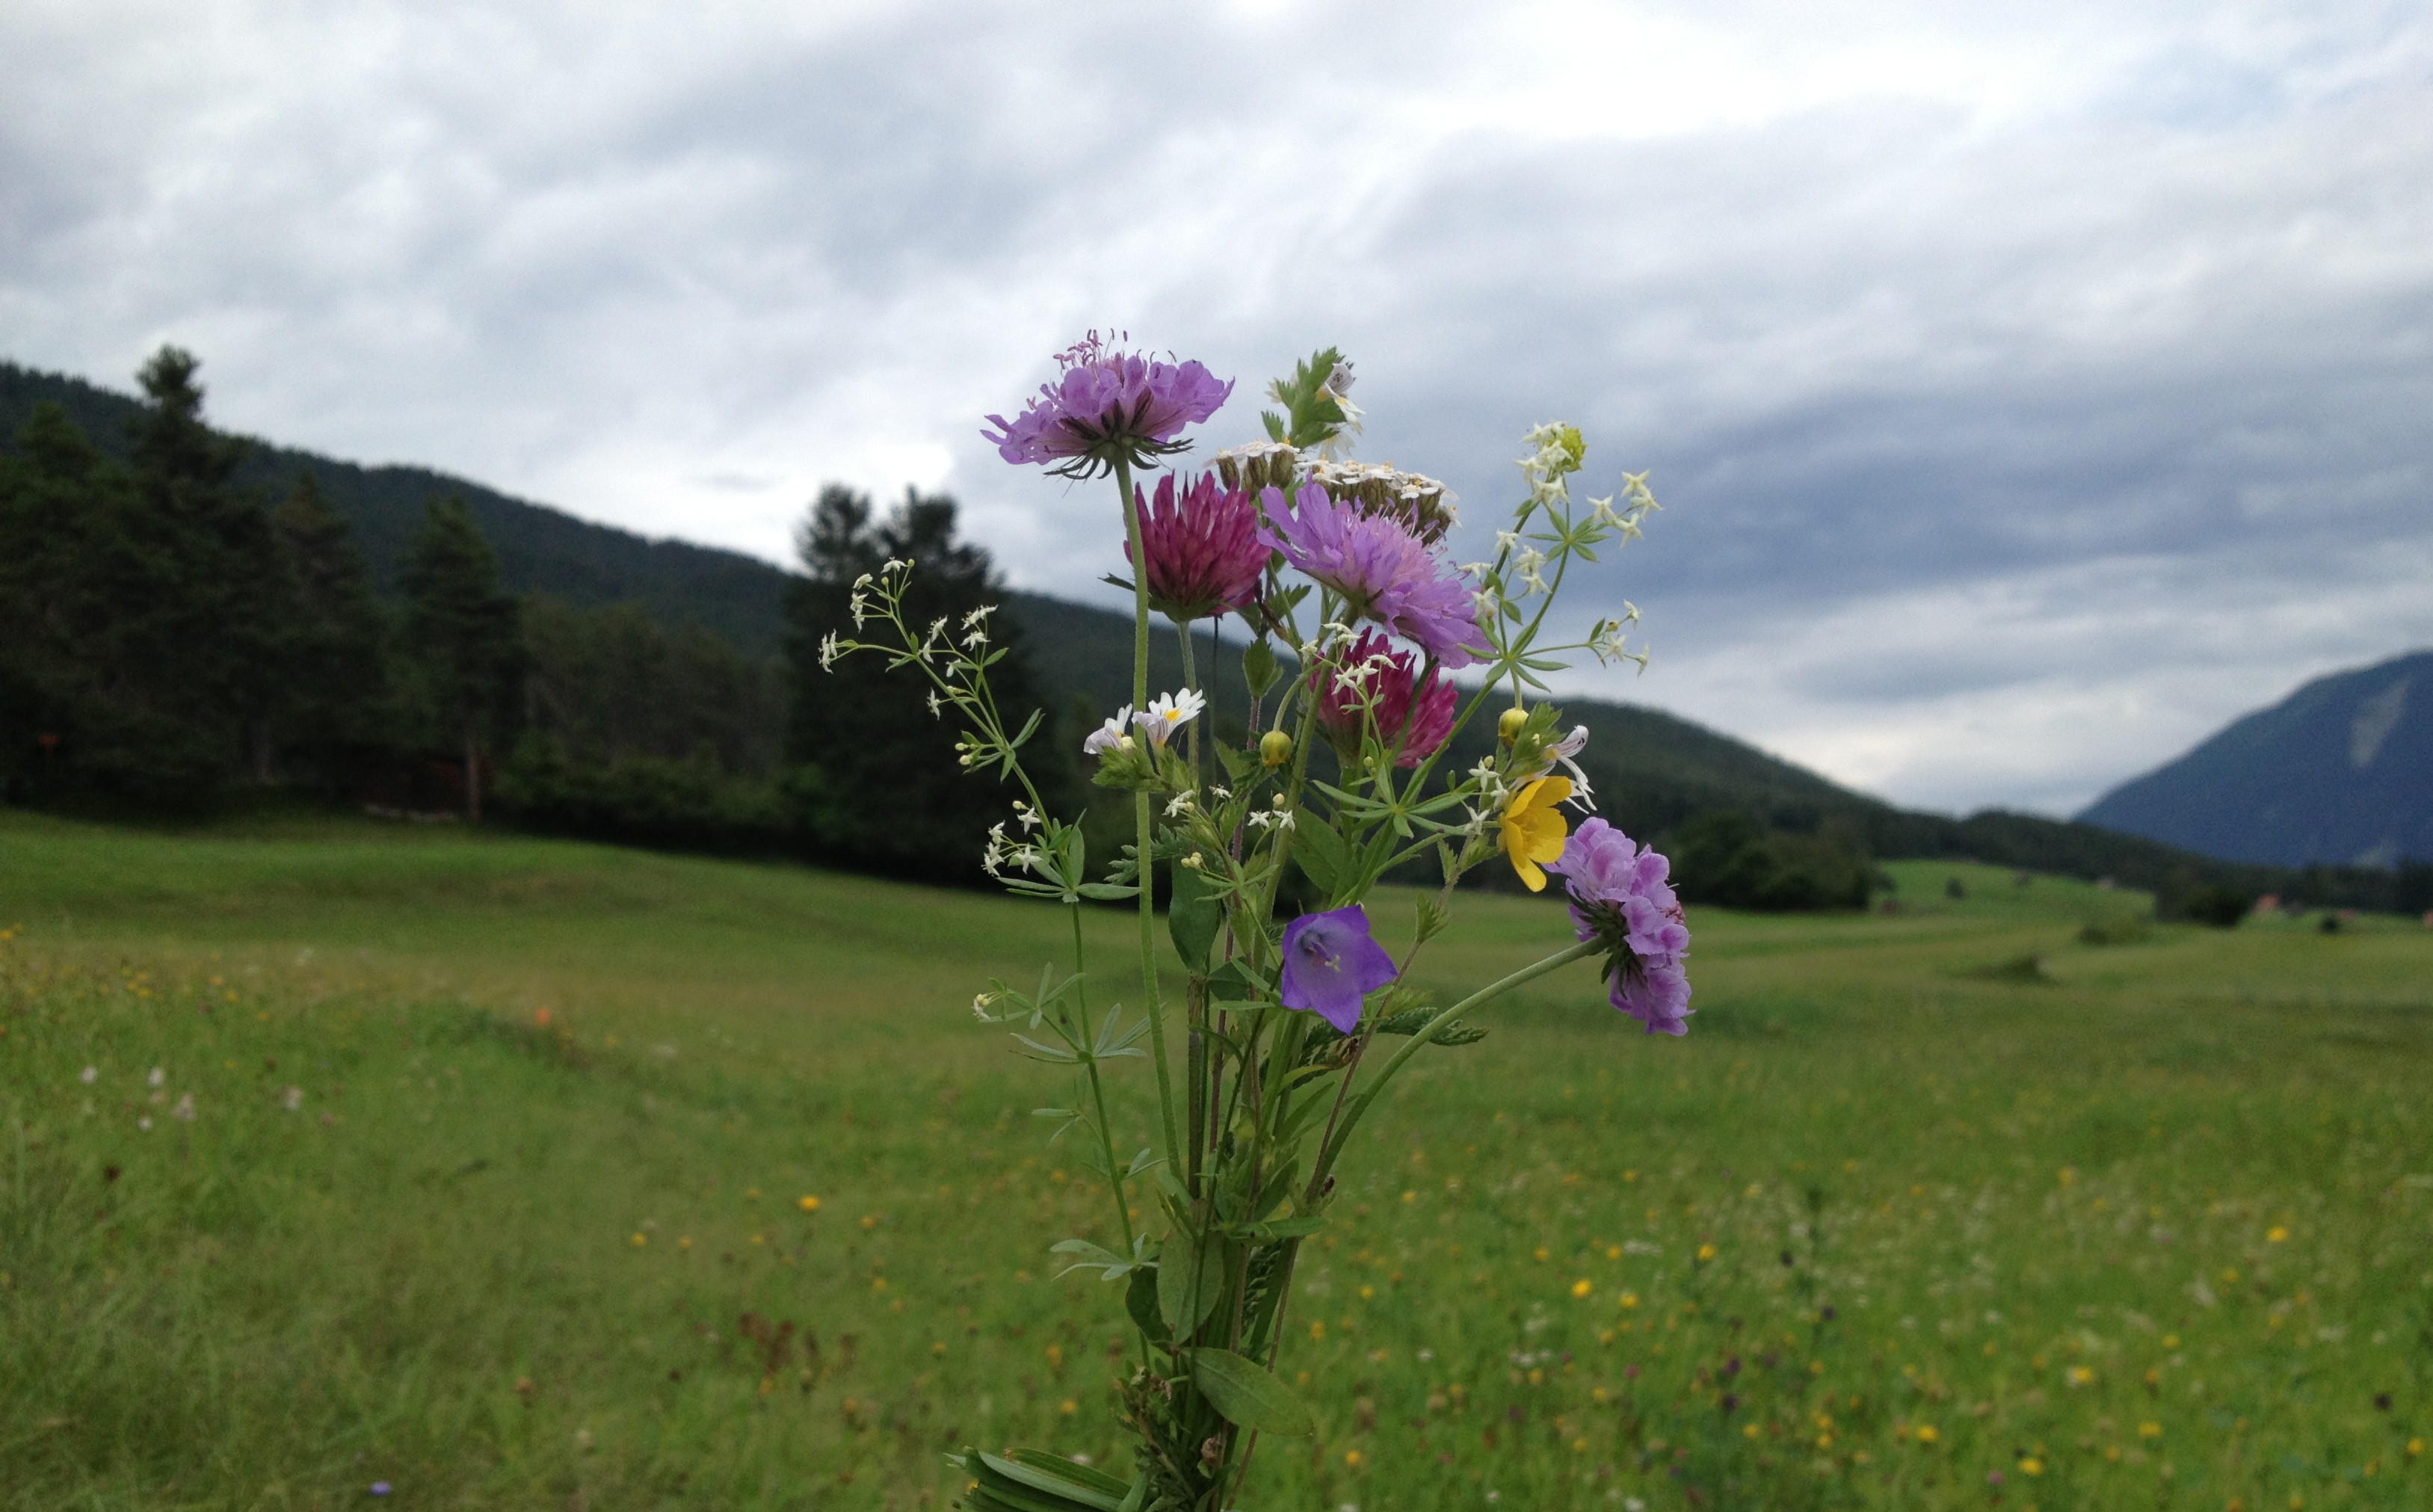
[1258,483,1491,668]
[982,335,1233,478]
[1547,818,1693,1036]
[1310,630,1455,768]
[1279,904,1399,1033]
[1126,471,1271,621]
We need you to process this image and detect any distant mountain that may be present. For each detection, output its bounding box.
[2079,651,2433,868]
[11,354,2414,907]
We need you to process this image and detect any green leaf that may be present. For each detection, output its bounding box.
[1185,1348,1315,1436]
[1125,1263,1167,1342]
[1049,1238,1132,1280]
[1168,863,1222,969]
[1075,883,1138,901]
[976,1450,1126,1512]
[1203,959,1268,1002]
[1003,1450,1134,1502]
[1156,1224,1227,1336]
[1292,816,1351,898]
[1244,1214,1328,1241]
[1242,638,1280,700]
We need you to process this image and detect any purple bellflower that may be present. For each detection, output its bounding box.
[1310,629,1455,768]
[1547,818,1693,1036]
[1259,483,1492,667]
[983,335,1233,478]
[1127,471,1271,621]
[1279,904,1399,1033]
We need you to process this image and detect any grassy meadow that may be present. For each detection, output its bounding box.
[1,809,2430,1511]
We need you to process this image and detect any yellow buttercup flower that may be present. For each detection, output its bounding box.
[1499,776,1572,891]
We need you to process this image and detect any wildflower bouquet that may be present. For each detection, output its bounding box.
[822,339,1691,1512]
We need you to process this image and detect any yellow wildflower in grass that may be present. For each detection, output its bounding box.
[1697,1243,1718,1262]
[1345,1449,1364,1468]
[2266,1225,2288,1243]
[799,1195,821,1212]
[1059,1399,1079,1416]
[1571,1279,1593,1298]
[1499,776,1572,891]
[2138,1422,2162,1439]
[2018,1457,2043,1475]
[629,1232,647,1247]
[1915,1425,1939,1445]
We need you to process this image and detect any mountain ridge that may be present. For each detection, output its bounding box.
[2079,649,2432,867]
[10,354,2417,909]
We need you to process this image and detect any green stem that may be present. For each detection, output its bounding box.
[1069,903,1135,1253]
[1114,454,1182,1173]
[1309,938,1600,1197]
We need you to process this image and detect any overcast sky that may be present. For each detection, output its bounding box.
[5,0,2429,815]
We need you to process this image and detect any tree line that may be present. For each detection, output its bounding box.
[0,348,1071,883]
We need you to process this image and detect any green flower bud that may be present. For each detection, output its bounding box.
[1259,729,1293,768]
[1498,707,1529,744]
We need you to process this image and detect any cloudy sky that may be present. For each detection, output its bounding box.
[5,0,2429,815]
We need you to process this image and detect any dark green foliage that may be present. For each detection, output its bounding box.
[265,474,396,791]
[1669,810,1874,912]
[493,743,789,854]
[519,596,783,777]
[0,360,788,655]
[2077,913,2153,946]
[401,498,524,819]
[2169,881,2252,928]
[783,486,1074,881]
[496,596,793,854]
[0,351,290,809]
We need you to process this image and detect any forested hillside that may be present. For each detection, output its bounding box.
[7,353,2423,913]
[2081,649,2432,868]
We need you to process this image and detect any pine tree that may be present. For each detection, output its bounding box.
[402,497,522,821]
[783,485,1074,880]
[0,393,242,807]
[268,472,395,790]
[129,347,286,783]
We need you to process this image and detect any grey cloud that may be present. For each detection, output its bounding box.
[4,0,2429,815]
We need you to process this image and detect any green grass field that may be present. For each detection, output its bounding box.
[2,810,2429,1511]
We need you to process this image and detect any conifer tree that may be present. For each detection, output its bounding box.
[129,347,287,783]
[402,497,522,820]
[269,472,394,789]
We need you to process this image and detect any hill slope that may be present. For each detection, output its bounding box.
[13,354,2414,905]
[2079,650,2433,867]
[1,357,1860,829]
[1,361,791,655]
